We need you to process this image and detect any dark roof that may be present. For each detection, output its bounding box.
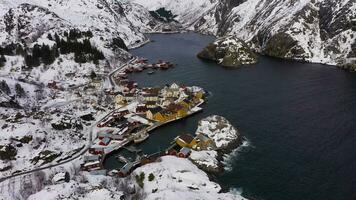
[166,104,184,112]
[143,88,160,95]
[146,101,157,105]
[148,107,163,114]
[197,133,211,142]
[178,134,194,144]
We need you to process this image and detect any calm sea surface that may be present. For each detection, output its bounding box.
[104,33,356,200]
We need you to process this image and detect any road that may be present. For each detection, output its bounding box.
[108,57,136,89]
[0,58,136,184]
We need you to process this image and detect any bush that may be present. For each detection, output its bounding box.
[15,83,26,98]
[135,172,145,188]
[148,173,155,182]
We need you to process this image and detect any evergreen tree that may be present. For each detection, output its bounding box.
[64,31,68,38]
[32,44,41,59]
[90,70,97,79]
[41,45,56,65]
[47,33,53,41]
[15,83,25,98]
[54,33,61,46]
[74,51,86,63]
[64,172,70,183]
[15,45,25,56]
[0,80,11,95]
[0,54,6,67]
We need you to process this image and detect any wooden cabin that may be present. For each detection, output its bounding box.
[178,147,191,158]
[195,133,216,150]
[89,147,105,155]
[99,137,111,146]
[175,134,197,148]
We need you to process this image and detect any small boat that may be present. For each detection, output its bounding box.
[134,132,149,144]
[147,71,155,75]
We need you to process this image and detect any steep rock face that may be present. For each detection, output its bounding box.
[130,0,219,27]
[194,0,355,66]
[0,0,164,50]
[198,36,258,67]
[132,0,354,66]
[0,3,70,45]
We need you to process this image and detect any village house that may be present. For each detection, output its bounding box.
[89,146,105,155]
[83,155,101,162]
[178,147,192,158]
[166,103,188,118]
[135,104,148,114]
[146,107,163,121]
[161,83,181,98]
[115,94,125,107]
[194,133,216,150]
[175,134,197,149]
[194,91,204,103]
[160,97,176,108]
[99,137,111,146]
[178,99,191,109]
[142,93,159,102]
[91,78,102,89]
[124,93,137,102]
[118,162,134,177]
[146,101,158,109]
[81,160,101,171]
[98,131,124,140]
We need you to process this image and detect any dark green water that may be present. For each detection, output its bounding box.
[105,33,356,200]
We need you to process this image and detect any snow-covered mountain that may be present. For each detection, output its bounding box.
[132,0,355,67]
[0,0,159,57]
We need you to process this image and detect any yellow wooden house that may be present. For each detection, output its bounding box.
[195,133,216,150]
[175,134,198,148]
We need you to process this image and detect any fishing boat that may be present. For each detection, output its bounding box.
[134,132,149,144]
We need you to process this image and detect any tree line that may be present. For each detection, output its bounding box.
[0,29,105,69]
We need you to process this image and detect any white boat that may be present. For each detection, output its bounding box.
[134,132,149,143]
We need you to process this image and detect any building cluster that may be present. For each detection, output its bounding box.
[81,58,206,176]
[115,83,205,123]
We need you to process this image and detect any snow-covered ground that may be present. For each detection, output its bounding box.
[189,150,219,171]
[131,156,246,200]
[195,115,241,149]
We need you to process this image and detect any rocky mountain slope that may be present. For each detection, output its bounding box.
[133,0,355,68]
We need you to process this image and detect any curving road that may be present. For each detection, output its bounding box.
[0,58,136,184]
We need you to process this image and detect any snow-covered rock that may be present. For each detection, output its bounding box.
[195,115,242,150]
[193,0,355,66]
[189,150,220,173]
[197,35,258,67]
[131,156,246,200]
[132,0,354,66]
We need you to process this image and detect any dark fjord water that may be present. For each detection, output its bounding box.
[105,33,356,200]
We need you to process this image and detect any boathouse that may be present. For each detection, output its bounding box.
[175,134,197,148]
[195,133,216,150]
[178,147,191,158]
[99,137,111,146]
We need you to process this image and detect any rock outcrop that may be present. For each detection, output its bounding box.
[190,115,244,173]
[198,36,258,67]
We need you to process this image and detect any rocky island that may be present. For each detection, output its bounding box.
[197,36,258,67]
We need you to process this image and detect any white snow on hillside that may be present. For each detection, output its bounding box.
[130,0,218,26]
[189,150,219,169]
[132,156,246,200]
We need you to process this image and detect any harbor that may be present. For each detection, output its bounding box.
[81,57,206,176]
